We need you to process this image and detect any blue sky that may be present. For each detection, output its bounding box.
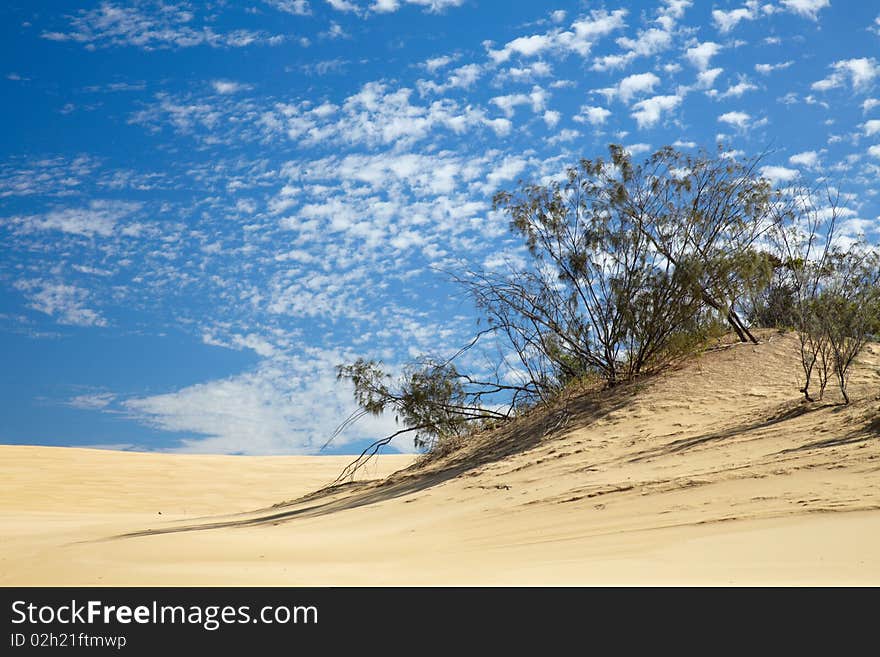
[1,0,878,455]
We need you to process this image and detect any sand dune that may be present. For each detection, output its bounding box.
[2,331,879,585]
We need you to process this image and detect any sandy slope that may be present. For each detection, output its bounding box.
[2,331,879,585]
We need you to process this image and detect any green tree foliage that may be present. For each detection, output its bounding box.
[483,144,778,387]
[770,187,880,403]
[335,144,837,463]
[595,144,780,343]
[336,356,518,453]
[746,255,800,331]
[812,249,880,403]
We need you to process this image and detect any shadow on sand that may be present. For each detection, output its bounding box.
[627,401,818,463]
[106,380,644,541]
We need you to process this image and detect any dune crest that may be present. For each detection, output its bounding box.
[2,331,879,585]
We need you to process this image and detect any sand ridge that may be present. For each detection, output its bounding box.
[2,331,879,585]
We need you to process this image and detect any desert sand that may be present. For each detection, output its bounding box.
[2,331,879,585]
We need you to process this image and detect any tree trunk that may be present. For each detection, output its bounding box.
[641,242,759,345]
[726,311,747,342]
[698,290,758,344]
[727,309,759,344]
[838,371,850,405]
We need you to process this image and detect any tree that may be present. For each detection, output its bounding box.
[484,148,721,387]
[813,248,880,403]
[770,186,880,403]
[486,144,780,385]
[333,144,797,465]
[333,352,526,477]
[771,186,840,402]
[593,144,781,344]
[745,253,800,330]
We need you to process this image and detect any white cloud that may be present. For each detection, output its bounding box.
[760,165,800,184]
[631,94,681,129]
[490,86,547,117]
[211,80,249,94]
[697,67,724,89]
[300,58,349,76]
[623,143,651,156]
[490,34,551,62]
[13,280,108,327]
[278,150,491,205]
[493,61,554,84]
[129,93,229,136]
[721,79,758,98]
[9,200,141,237]
[547,128,581,144]
[0,155,99,198]
[203,332,278,357]
[592,0,688,72]
[685,41,721,71]
[124,355,402,455]
[812,58,880,92]
[258,81,496,148]
[446,63,482,88]
[484,117,512,136]
[542,110,561,128]
[660,0,693,21]
[574,105,612,126]
[264,0,311,14]
[616,72,661,104]
[42,3,282,50]
[487,9,627,63]
[712,4,758,33]
[621,27,674,57]
[326,0,359,12]
[418,63,483,94]
[864,119,880,136]
[372,0,465,13]
[67,392,116,410]
[864,98,880,113]
[839,217,878,238]
[73,264,113,277]
[789,150,819,168]
[869,145,880,159]
[489,94,525,117]
[718,110,751,129]
[755,61,793,75]
[780,0,830,20]
[485,156,528,188]
[423,54,455,73]
[321,22,349,39]
[591,53,634,72]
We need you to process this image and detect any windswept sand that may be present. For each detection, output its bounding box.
[2,331,879,585]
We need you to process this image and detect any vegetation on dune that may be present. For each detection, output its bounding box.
[766,187,880,403]
[330,144,880,475]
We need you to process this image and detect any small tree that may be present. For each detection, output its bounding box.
[769,186,841,401]
[769,184,880,403]
[813,248,880,403]
[335,355,524,454]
